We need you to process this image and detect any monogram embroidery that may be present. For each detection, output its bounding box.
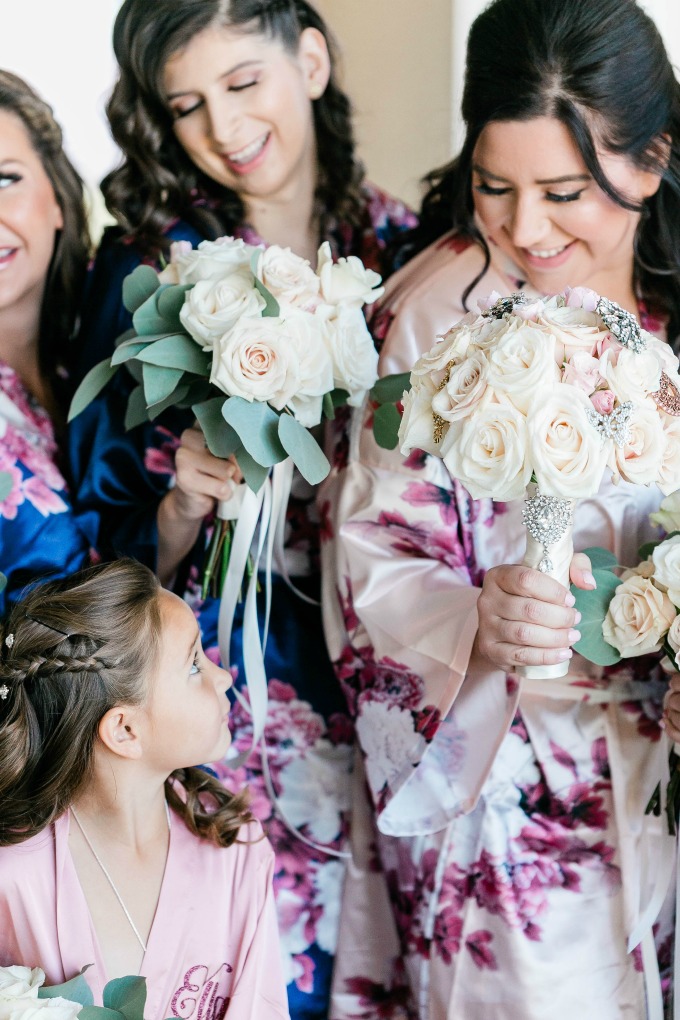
[171,963,233,1020]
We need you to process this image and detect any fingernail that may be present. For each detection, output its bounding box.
[568,630,581,643]
[564,592,576,607]
[659,718,666,730]
[557,648,573,661]
[574,610,582,625]
[584,572,596,588]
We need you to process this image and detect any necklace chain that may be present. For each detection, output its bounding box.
[70,804,171,955]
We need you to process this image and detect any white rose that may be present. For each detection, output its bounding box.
[602,574,676,656]
[281,313,334,427]
[255,246,321,311]
[210,317,299,409]
[316,241,384,307]
[179,271,266,349]
[486,325,560,413]
[0,968,44,1000]
[431,349,491,423]
[440,398,531,501]
[411,319,478,380]
[650,491,680,533]
[539,306,609,361]
[652,534,680,606]
[561,352,605,394]
[657,416,680,496]
[398,375,441,457]
[173,236,256,284]
[323,306,378,406]
[647,336,680,377]
[603,348,662,405]
[468,315,523,353]
[157,240,194,284]
[614,403,666,486]
[527,383,610,498]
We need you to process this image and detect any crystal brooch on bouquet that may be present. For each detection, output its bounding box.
[652,372,680,417]
[596,297,647,353]
[587,400,633,447]
[481,292,528,319]
[522,491,575,574]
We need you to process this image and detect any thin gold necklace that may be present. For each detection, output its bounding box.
[70,804,171,954]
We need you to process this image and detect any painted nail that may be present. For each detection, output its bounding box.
[574,611,582,625]
[557,648,573,661]
[583,572,596,588]
[568,630,581,643]
[564,592,576,607]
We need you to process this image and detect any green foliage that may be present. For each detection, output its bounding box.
[369,371,411,405]
[111,339,152,366]
[571,568,623,666]
[124,386,149,431]
[122,266,160,314]
[278,412,331,484]
[232,446,270,492]
[372,402,402,450]
[193,397,241,458]
[137,334,210,375]
[68,360,119,422]
[102,976,147,1020]
[222,397,287,467]
[142,363,184,406]
[580,546,619,571]
[254,277,280,317]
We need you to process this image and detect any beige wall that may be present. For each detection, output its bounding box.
[315,0,454,210]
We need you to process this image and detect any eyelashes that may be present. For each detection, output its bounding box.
[0,172,21,189]
[473,181,586,203]
[170,79,259,120]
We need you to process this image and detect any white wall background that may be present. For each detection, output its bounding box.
[2,0,679,228]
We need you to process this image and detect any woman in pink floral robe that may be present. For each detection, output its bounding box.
[319,1,680,1015]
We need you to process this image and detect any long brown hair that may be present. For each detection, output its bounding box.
[0,71,90,385]
[103,0,365,256]
[0,559,251,848]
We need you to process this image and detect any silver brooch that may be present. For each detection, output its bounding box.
[587,401,633,448]
[522,490,575,574]
[0,685,8,700]
[4,633,14,649]
[481,292,528,319]
[596,297,647,353]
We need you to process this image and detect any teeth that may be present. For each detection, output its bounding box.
[527,245,567,259]
[227,134,268,165]
[0,248,14,258]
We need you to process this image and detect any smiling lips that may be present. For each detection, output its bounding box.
[522,240,575,269]
[222,132,270,173]
[0,247,17,269]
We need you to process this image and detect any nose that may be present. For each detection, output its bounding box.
[507,193,550,249]
[205,94,239,150]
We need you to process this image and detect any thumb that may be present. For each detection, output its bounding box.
[570,551,596,591]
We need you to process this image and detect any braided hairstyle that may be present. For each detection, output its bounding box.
[0,71,90,389]
[103,0,365,256]
[0,559,251,848]
[407,0,680,343]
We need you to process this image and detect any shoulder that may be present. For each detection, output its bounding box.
[175,818,273,879]
[0,826,57,895]
[91,220,204,274]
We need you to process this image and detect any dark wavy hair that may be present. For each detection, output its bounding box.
[0,558,251,849]
[0,71,90,385]
[102,0,365,256]
[407,0,680,342]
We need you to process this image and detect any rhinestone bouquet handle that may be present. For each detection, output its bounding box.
[518,484,576,681]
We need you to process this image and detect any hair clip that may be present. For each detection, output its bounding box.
[0,684,9,700]
[4,633,14,649]
[24,614,71,639]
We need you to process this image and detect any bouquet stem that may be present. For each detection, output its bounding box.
[517,484,576,681]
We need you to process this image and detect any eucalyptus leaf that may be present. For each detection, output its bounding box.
[222,396,287,467]
[638,541,660,561]
[39,973,94,1006]
[571,568,623,666]
[372,402,402,450]
[142,363,184,406]
[113,327,138,347]
[111,340,152,366]
[124,358,144,386]
[278,413,330,485]
[78,1008,123,1020]
[103,975,147,1020]
[581,546,619,572]
[322,392,335,420]
[194,397,241,458]
[124,385,149,431]
[177,379,214,408]
[331,387,350,408]
[131,288,177,335]
[234,445,270,493]
[147,383,190,421]
[122,265,160,314]
[254,277,280,317]
[369,372,411,405]
[137,334,210,374]
[156,283,192,325]
[0,470,13,502]
[68,359,119,422]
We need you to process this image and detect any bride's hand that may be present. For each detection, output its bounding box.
[170,424,242,522]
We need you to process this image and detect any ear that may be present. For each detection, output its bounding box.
[97,706,144,761]
[297,27,331,100]
[639,133,671,200]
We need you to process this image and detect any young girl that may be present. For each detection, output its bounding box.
[68,3,415,1013]
[321,0,680,1015]
[0,558,288,1020]
[0,71,94,611]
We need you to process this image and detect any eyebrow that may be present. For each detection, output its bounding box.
[472,163,591,186]
[184,630,200,664]
[166,60,263,100]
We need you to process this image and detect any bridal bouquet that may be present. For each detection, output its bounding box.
[0,965,152,1020]
[395,288,680,678]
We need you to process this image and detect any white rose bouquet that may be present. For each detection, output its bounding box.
[69,236,383,598]
[388,288,680,679]
[0,965,152,1020]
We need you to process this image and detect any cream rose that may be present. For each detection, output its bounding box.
[171,236,256,284]
[614,403,665,486]
[210,317,299,409]
[157,240,194,283]
[179,271,266,349]
[281,313,334,427]
[650,491,680,533]
[667,614,680,667]
[602,574,676,656]
[486,325,559,413]
[527,383,610,498]
[323,306,379,406]
[255,245,321,311]
[539,306,609,361]
[619,559,655,582]
[398,375,441,457]
[431,349,491,423]
[652,534,680,606]
[411,317,478,379]
[316,241,384,307]
[561,352,605,394]
[0,969,44,1000]
[440,399,531,500]
[602,347,662,406]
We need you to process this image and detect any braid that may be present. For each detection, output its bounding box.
[3,653,111,685]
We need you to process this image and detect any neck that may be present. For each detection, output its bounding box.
[244,149,320,265]
[0,304,48,404]
[72,758,171,851]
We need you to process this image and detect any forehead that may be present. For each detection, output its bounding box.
[473,117,587,179]
[163,23,287,92]
[0,108,40,163]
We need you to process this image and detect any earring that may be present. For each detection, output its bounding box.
[309,82,324,100]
